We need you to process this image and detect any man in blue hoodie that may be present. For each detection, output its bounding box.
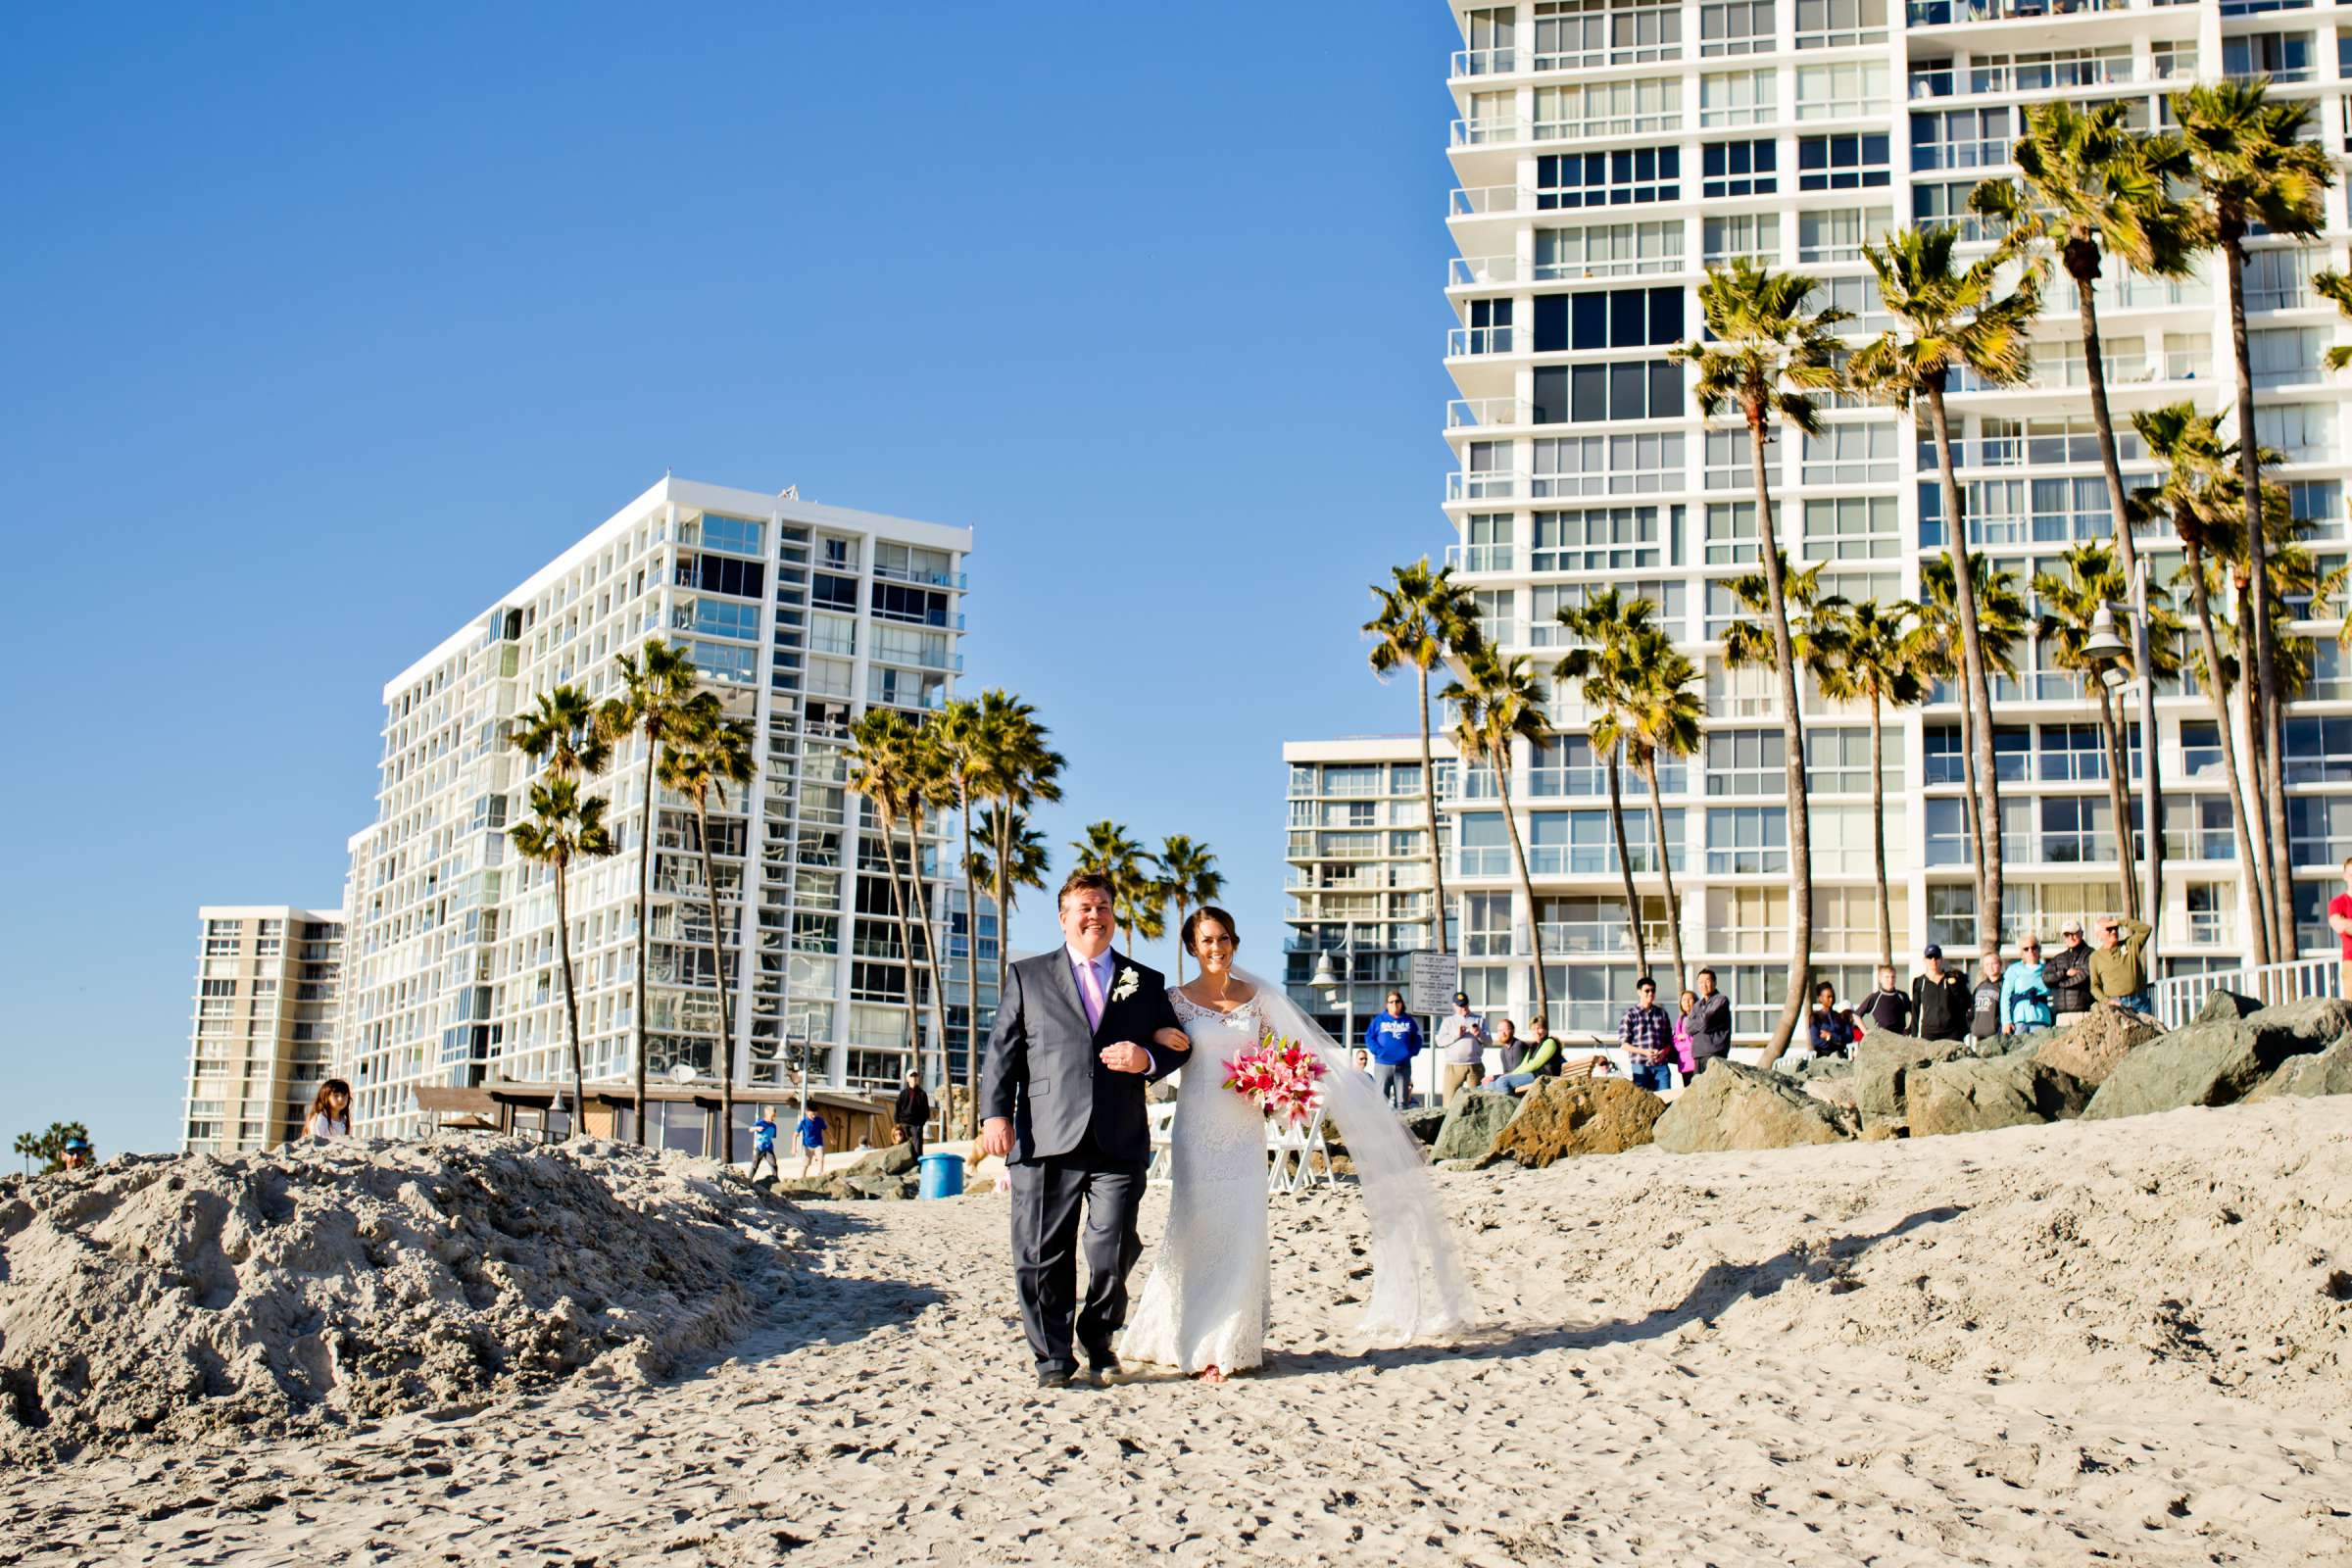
[2001,936,2054,1037]
[1364,990,1424,1110]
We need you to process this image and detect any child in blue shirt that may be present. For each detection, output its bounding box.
[748,1111,781,1180]
[795,1105,827,1178]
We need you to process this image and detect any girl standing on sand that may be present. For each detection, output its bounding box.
[305,1079,352,1139]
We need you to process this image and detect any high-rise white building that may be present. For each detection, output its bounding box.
[1281,738,1450,1038]
[182,906,343,1152]
[1290,3,2352,1051]
[338,477,983,1139]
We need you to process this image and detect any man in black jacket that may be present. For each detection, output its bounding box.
[2041,920,2093,1022]
[1911,945,1971,1042]
[1685,967,1734,1076]
[893,1073,931,1160]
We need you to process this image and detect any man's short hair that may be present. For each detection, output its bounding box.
[1696,966,1716,981]
[1636,975,1656,991]
[1057,869,1114,908]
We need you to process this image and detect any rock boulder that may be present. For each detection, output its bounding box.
[2034,1008,2163,1088]
[2248,1037,2352,1102]
[1905,1054,2091,1138]
[1400,1106,1450,1147]
[2082,1008,2336,1121]
[1485,1076,1666,1167]
[1653,1061,1854,1153]
[2193,989,2264,1024]
[1432,1091,1520,1164]
[1852,1027,1976,1133]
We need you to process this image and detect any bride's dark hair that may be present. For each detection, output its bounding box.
[1182,906,1238,953]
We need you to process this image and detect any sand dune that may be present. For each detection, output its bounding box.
[4,1098,2349,1565]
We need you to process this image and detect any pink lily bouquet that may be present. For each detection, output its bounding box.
[1223,1028,1328,1129]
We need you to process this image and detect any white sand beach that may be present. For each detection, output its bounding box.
[5,1097,2350,1566]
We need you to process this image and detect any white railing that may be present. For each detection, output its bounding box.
[1449,253,1522,287]
[1451,115,1531,147]
[1447,470,1528,502]
[1447,397,1531,429]
[2153,956,2339,1030]
[1445,541,1519,572]
[1450,184,1530,219]
[1450,46,1519,78]
[1447,324,1517,357]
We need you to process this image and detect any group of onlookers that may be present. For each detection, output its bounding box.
[1783,914,2154,1067]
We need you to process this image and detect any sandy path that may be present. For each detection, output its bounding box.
[5,1100,2350,1566]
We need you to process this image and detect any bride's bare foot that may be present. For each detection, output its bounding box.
[1198,1365,1226,1384]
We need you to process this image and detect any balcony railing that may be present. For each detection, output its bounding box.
[1450,184,1531,219]
[1451,116,1531,147]
[1446,396,1531,429]
[1450,46,1519,77]
[1448,254,1522,287]
[1907,0,2123,23]
[1447,469,1528,502]
[871,563,967,590]
[1444,542,1518,572]
[1447,324,1517,357]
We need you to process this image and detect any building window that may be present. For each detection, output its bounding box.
[1912,107,2011,172]
[1703,212,1781,266]
[1534,285,1686,352]
[1699,68,1776,127]
[1531,506,1672,572]
[1914,180,1995,243]
[1792,0,1885,49]
[1536,77,1683,139]
[1532,432,1687,497]
[1815,274,1890,335]
[1801,495,1897,561]
[1800,421,1896,484]
[1796,207,1891,265]
[1703,426,1776,491]
[1537,147,1683,210]
[1698,0,1775,56]
[1534,360,1686,424]
[1706,807,1789,874]
[1706,728,1785,794]
[2185,883,2232,946]
[1793,61,1888,122]
[1535,220,1685,280]
[1806,726,1898,792]
[1703,501,1759,565]
[2285,715,2352,785]
[1797,133,1889,191]
[2223,31,2317,84]
[1534,0,1684,71]
[1702,139,1777,198]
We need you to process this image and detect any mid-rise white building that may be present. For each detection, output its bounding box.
[338,477,984,1139]
[1288,3,2352,1052]
[182,906,343,1152]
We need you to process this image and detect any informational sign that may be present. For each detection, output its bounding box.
[1408,952,1461,1015]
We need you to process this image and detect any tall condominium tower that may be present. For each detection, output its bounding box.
[1312,2,2352,1049]
[182,906,344,1152]
[338,477,980,1138]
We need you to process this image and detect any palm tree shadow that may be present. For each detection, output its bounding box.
[1256,1203,1970,1381]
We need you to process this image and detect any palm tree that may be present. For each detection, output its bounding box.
[2033,543,2185,924]
[968,807,1051,938]
[600,640,701,1145]
[509,776,614,1139]
[1366,560,1485,959]
[931,694,991,1135]
[1157,835,1224,981]
[657,693,757,1163]
[1623,628,1701,988]
[1849,225,2041,950]
[2179,79,2333,954]
[1554,589,1660,977]
[972,707,1063,1136]
[848,708,926,1093]
[1808,599,1927,971]
[1916,554,2031,941]
[1671,258,1847,1055]
[899,721,959,1104]
[2133,403,2275,962]
[513,685,612,782]
[1441,649,1553,1025]
[1072,821,1158,952]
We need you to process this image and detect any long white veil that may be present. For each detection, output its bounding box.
[1237,966,1479,1346]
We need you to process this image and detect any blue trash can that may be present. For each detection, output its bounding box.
[918,1151,965,1200]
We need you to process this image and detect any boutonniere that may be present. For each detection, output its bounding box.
[1109,966,1141,1004]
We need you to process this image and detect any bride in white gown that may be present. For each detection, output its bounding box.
[1119,906,1477,1381]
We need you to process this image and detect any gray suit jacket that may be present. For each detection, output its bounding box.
[980,949,1187,1165]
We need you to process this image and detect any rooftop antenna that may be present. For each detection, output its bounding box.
[778,484,799,501]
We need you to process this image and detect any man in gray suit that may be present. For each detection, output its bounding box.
[977,869,1187,1388]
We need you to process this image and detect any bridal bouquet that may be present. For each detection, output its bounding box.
[1223,1028,1328,1129]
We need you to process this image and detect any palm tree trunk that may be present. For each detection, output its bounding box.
[1748,404,1812,1059]
[1638,751,1686,985]
[2226,227,2296,955]
[693,796,735,1166]
[1172,895,1190,983]
[983,808,1014,1140]
[956,780,981,1133]
[1928,382,2005,949]
[2095,684,2140,923]
[633,740,655,1146]
[1955,703,1990,923]
[2186,546,2272,966]
[1868,692,1893,973]
[1604,745,1647,975]
[1418,662,1450,961]
[2236,578,2284,956]
[875,807,920,1089]
[904,808,956,1103]
[556,861,586,1143]
[1494,751,1549,1027]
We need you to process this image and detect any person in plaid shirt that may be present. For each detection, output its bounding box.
[1617,976,1675,1093]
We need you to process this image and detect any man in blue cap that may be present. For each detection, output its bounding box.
[59,1136,94,1171]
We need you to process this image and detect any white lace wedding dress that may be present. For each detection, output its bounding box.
[1118,989,1271,1374]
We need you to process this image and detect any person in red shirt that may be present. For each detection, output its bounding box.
[2328,857,2352,1002]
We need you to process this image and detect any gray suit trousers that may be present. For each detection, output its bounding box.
[1008,1144,1147,1377]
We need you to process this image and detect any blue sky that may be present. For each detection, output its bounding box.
[0,1,1464,1156]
